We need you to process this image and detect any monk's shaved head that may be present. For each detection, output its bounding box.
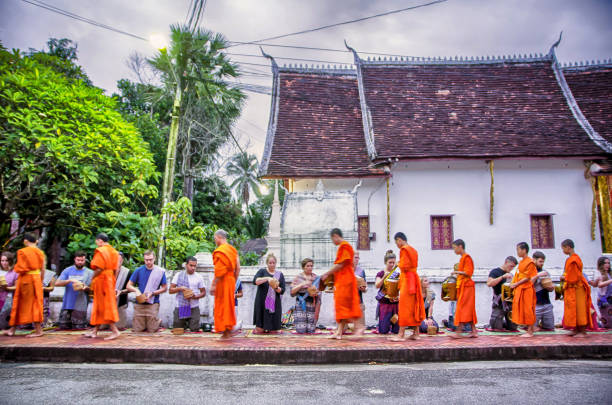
[24,232,37,243]
[215,229,228,239]
[561,239,574,249]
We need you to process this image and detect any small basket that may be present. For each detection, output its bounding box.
[269,278,280,289]
[427,325,438,335]
[0,275,7,287]
[72,281,84,291]
[307,285,318,297]
[135,288,147,304]
[390,314,399,324]
[171,328,185,335]
[182,289,194,299]
[540,277,554,289]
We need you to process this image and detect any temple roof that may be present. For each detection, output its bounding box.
[563,61,612,146]
[259,46,611,179]
[259,67,385,178]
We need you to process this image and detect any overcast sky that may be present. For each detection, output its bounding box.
[1,0,612,161]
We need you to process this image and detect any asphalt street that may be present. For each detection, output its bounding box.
[0,360,610,404]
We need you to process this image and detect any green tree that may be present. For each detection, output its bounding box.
[0,45,159,235]
[192,176,243,232]
[28,38,92,86]
[226,152,261,210]
[148,24,243,259]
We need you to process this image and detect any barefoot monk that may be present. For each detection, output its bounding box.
[321,228,363,340]
[6,233,45,338]
[210,229,240,339]
[561,239,592,338]
[391,232,425,341]
[86,233,121,340]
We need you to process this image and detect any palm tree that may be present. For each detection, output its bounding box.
[227,152,261,210]
[148,23,241,262]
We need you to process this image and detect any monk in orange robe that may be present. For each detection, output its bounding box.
[390,232,425,341]
[6,233,45,337]
[510,242,537,338]
[561,239,592,337]
[451,239,478,338]
[210,229,239,339]
[321,228,363,340]
[85,233,121,340]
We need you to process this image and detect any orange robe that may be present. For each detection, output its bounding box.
[398,244,425,327]
[10,246,45,326]
[213,243,238,332]
[455,253,477,324]
[563,254,593,328]
[333,241,362,322]
[512,257,537,326]
[90,244,119,325]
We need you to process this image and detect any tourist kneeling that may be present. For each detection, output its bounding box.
[127,250,167,332]
[170,256,206,331]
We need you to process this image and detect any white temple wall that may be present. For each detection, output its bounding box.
[293,159,603,272]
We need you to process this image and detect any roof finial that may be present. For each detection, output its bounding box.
[344,40,361,65]
[547,31,563,57]
[260,46,278,72]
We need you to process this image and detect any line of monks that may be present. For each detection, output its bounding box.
[3,228,594,341]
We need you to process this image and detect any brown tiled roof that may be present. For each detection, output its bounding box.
[357,58,608,160]
[260,69,385,178]
[563,64,612,145]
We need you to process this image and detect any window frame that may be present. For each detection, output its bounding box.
[530,213,555,249]
[430,215,454,250]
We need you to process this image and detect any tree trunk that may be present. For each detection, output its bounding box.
[183,128,194,203]
[158,85,183,265]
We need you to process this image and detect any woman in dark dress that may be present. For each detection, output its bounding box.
[253,253,285,333]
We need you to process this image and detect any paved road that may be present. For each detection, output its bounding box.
[0,360,610,404]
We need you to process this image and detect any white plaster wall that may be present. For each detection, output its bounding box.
[294,159,603,272]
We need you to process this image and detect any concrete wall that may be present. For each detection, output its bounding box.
[46,265,601,330]
[293,159,603,271]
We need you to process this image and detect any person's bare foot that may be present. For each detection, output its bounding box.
[26,332,43,338]
[389,336,405,342]
[104,332,120,341]
[469,333,479,338]
[352,327,365,337]
[534,327,542,332]
[520,333,534,338]
[327,333,342,340]
[449,333,464,339]
[3,330,15,337]
[408,334,420,340]
[567,330,578,337]
[574,332,588,338]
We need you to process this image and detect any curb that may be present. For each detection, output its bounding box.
[1,344,611,365]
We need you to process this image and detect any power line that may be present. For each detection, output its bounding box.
[20,0,147,41]
[228,0,448,46]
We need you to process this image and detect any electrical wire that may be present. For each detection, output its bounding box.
[20,0,147,41]
[227,0,448,46]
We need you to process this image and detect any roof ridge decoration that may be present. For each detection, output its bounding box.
[550,32,612,154]
[345,40,378,160]
[561,58,612,69]
[258,47,281,177]
[277,63,356,75]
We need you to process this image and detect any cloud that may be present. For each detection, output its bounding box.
[1,0,611,160]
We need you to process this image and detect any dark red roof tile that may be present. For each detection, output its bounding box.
[261,70,385,178]
[564,65,612,145]
[359,60,607,160]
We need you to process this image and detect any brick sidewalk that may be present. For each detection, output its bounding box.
[1,329,611,364]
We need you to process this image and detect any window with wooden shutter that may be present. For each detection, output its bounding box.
[431,215,453,250]
[357,216,370,250]
[530,215,554,249]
